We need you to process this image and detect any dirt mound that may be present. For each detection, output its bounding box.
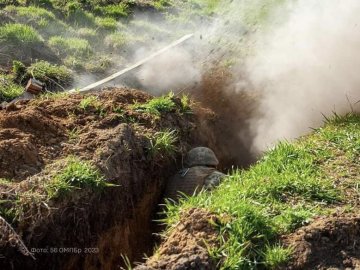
[0,88,200,270]
[0,106,66,180]
[282,214,360,269]
[135,208,220,270]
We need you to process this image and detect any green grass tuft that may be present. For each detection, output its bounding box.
[46,156,109,199]
[0,23,42,45]
[264,245,293,269]
[134,93,176,115]
[27,60,73,87]
[96,3,130,18]
[49,36,92,57]
[0,74,24,102]
[148,129,178,158]
[95,17,118,31]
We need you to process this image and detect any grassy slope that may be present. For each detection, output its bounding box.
[163,113,360,269]
[0,0,284,102]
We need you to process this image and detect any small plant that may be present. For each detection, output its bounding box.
[46,157,110,199]
[152,0,172,10]
[35,91,69,102]
[0,23,42,45]
[27,60,73,87]
[67,128,80,142]
[264,245,292,269]
[148,129,178,157]
[180,94,192,114]
[95,17,118,31]
[97,3,130,18]
[77,27,97,39]
[79,96,101,110]
[49,36,92,57]
[12,60,26,82]
[134,93,176,115]
[0,74,24,102]
[104,32,128,49]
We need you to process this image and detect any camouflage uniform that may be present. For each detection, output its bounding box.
[164,147,226,200]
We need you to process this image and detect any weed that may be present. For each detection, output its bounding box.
[84,56,112,73]
[264,244,292,269]
[104,32,129,49]
[77,27,97,39]
[67,128,80,142]
[0,23,42,45]
[97,3,130,18]
[180,94,192,114]
[79,96,101,110]
[95,17,118,31]
[35,91,69,102]
[148,129,178,157]
[12,60,26,82]
[49,36,92,57]
[27,60,73,88]
[152,0,172,10]
[121,254,133,270]
[134,93,176,115]
[0,74,24,102]
[46,157,109,199]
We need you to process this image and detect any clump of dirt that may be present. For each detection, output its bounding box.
[0,88,200,270]
[135,208,220,270]
[282,214,360,269]
[187,67,259,170]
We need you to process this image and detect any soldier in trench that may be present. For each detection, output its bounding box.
[164,147,226,201]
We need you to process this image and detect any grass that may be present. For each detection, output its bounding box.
[77,27,97,39]
[0,156,113,224]
[104,32,129,49]
[162,113,360,269]
[133,93,176,115]
[46,156,110,199]
[148,129,178,157]
[0,23,42,45]
[49,36,92,57]
[95,17,118,31]
[0,74,24,102]
[180,94,192,114]
[96,3,130,18]
[26,60,73,87]
[79,96,101,110]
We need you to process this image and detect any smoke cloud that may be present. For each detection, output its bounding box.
[244,0,360,153]
[135,46,201,94]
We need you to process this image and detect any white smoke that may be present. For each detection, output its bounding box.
[135,47,201,95]
[244,0,360,153]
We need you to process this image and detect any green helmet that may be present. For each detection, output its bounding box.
[184,147,219,167]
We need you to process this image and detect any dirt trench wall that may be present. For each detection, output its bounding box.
[0,88,198,270]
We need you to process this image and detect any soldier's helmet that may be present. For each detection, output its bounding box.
[184,147,219,167]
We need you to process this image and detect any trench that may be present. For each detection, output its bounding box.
[0,68,259,270]
[121,69,259,268]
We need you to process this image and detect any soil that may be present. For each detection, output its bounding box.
[187,67,260,170]
[282,214,360,270]
[0,88,200,270]
[134,208,220,270]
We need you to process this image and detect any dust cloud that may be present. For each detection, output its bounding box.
[244,0,360,153]
[135,46,201,94]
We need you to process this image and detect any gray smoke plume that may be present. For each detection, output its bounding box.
[244,0,360,153]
